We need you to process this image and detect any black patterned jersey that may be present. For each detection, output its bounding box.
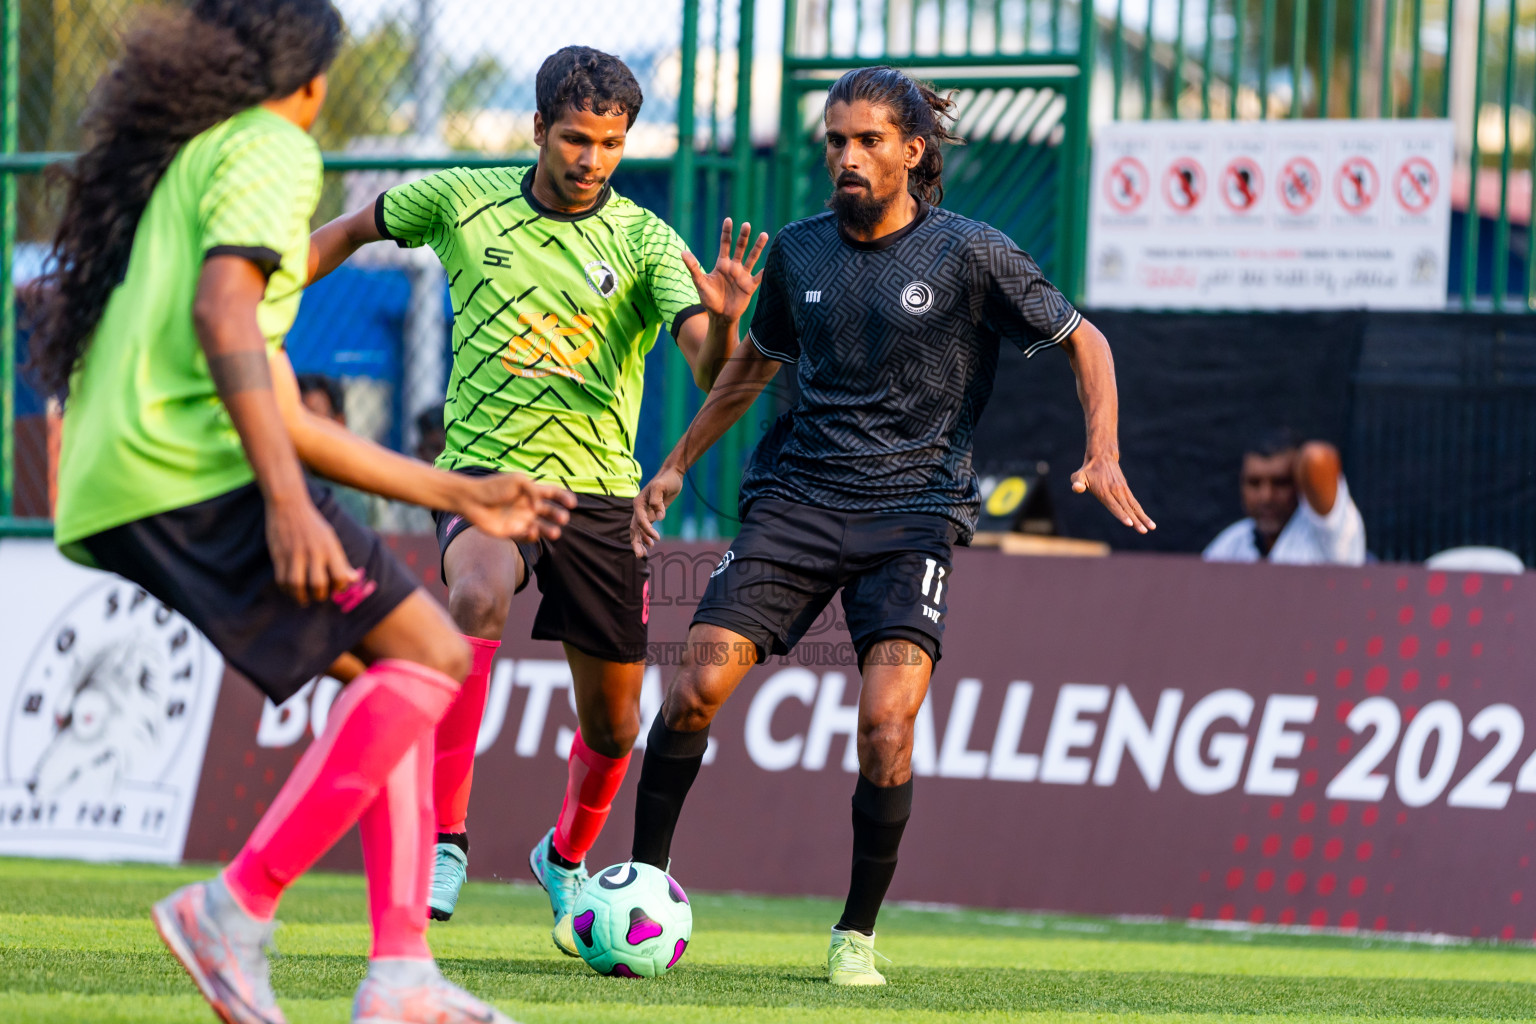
[741,203,1081,542]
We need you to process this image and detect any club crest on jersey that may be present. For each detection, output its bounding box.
[584,259,619,300]
[900,281,934,315]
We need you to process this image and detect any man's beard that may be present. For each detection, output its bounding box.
[827,174,895,234]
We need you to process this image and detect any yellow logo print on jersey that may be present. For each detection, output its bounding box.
[502,311,597,383]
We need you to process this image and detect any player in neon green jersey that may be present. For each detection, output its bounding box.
[32,3,572,1021]
[308,45,767,948]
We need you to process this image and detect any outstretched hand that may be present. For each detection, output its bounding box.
[683,218,769,322]
[1072,454,1157,534]
[631,466,685,557]
[462,474,577,543]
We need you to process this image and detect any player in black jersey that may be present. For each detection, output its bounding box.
[625,66,1156,985]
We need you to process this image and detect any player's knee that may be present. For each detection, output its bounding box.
[586,712,641,757]
[661,671,722,733]
[419,630,473,684]
[859,717,915,773]
[447,575,511,639]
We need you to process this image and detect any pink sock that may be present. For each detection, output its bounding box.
[552,731,631,864]
[223,660,458,921]
[433,636,498,833]
[360,738,433,960]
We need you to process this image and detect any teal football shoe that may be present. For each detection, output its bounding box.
[528,828,587,957]
[427,841,468,922]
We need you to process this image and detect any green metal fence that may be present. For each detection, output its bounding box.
[778,0,1097,296]
[0,0,762,539]
[6,0,1536,539]
[784,0,1536,315]
[1098,0,1536,312]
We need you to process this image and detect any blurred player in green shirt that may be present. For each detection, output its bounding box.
[309,46,767,946]
[32,2,570,1021]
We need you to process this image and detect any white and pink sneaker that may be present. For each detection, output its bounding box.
[352,959,516,1024]
[151,879,287,1024]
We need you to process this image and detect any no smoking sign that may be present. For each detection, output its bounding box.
[1104,156,1149,213]
[1277,156,1321,214]
[1221,157,1263,213]
[1163,157,1205,213]
[1337,156,1380,214]
[1396,157,1438,214]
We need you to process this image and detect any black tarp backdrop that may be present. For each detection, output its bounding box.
[1350,314,1536,563]
[971,311,1536,564]
[972,311,1365,555]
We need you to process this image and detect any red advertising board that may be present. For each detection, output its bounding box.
[185,541,1536,939]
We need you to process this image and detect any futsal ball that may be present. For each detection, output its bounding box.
[571,861,693,977]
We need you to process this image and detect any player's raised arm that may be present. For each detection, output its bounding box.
[267,350,574,542]
[307,197,386,284]
[673,217,770,389]
[1294,439,1343,515]
[631,341,780,555]
[1060,317,1157,534]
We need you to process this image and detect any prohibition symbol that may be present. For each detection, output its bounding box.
[1221,157,1263,212]
[1104,156,1149,213]
[1395,157,1437,214]
[1163,157,1205,212]
[1336,156,1379,213]
[1277,156,1321,213]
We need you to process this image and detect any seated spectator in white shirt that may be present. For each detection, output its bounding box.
[1204,431,1366,565]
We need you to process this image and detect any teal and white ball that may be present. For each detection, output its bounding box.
[571,862,693,978]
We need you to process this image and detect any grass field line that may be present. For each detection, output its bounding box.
[0,992,1527,1024]
[3,910,1533,984]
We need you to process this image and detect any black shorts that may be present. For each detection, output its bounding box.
[693,497,956,665]
[79,481,419,705]
[434,473,648,664]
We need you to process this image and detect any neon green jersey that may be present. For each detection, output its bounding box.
[377,165,702,495]
[55,106,321,551]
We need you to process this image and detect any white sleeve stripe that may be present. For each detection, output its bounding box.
[1023,310,1082,358]
[749,328,798,363]
[1023,338,1062,358]
[1047,309,1082,343]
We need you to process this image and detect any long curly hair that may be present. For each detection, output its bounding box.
[825,66,964,205]
[29,0,343,396]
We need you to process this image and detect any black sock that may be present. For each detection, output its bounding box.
[436,831,469,854]
[836,774,913,935]
[546,836,581,870]
[630,717,711,868]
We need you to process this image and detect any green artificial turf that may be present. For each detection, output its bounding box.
[0,858,1531,1023]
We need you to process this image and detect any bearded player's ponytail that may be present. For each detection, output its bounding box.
[824,66,964,205]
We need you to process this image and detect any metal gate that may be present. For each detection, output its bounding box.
[776,0,1095,297]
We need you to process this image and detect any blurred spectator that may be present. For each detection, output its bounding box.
[1204,431,1366,565]
[414,403,446,463]
[371,404,447,534]
[296,372,346,424]
[295,374,373,526]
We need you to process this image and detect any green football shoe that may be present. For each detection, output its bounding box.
[427,841,468,922]
[827,927,887,986]
[528,828,587,957]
